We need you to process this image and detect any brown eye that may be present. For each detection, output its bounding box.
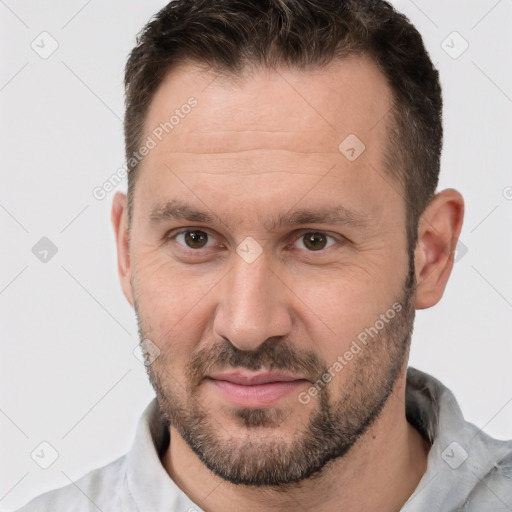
[182,230,209,248]
[302,232,328,250]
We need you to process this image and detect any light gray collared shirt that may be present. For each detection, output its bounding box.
[16,367,512,511]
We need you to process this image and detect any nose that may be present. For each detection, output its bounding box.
[213,251,293,351]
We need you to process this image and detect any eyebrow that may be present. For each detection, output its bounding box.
[148,200,370,231]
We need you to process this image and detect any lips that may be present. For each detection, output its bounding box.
[206,371,308,407]
[207,370,306,386]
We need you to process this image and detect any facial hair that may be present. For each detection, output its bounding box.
[134,254,417,489]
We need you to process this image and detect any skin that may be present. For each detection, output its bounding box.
[112,56,464,511]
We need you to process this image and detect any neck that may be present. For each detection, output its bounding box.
[162,373,431,512]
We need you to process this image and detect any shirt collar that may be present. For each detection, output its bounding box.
[403,367,512,510]
[124,397,202,512]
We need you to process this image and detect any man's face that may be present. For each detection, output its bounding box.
[127,56,416,486]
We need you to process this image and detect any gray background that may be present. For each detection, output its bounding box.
[1,0,511,509]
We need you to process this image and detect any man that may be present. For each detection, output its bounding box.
[17,0,512,510]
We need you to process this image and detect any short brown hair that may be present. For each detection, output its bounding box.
[124,0,442,252]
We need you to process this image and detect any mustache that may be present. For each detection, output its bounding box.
[185,337,327,390]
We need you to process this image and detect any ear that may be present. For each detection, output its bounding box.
[414,188,465,309]
[111,191,134,308]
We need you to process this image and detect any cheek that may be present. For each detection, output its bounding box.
[288,262,401,357]
[132,250,221,354]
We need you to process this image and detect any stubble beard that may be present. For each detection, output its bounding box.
[134,256,416,488]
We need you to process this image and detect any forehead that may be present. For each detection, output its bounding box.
[132,56,398,227]
[143,56,392,154]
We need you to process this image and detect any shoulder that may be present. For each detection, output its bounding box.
[460,430,512,510]
[405,367,512,510]
[15,454,134,512]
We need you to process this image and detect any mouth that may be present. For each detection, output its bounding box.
[205,370,309,407]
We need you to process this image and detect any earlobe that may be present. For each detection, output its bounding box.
[111,191,135,308]
[414,188,465,310]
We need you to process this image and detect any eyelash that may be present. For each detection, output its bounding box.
[165,228,344,254]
